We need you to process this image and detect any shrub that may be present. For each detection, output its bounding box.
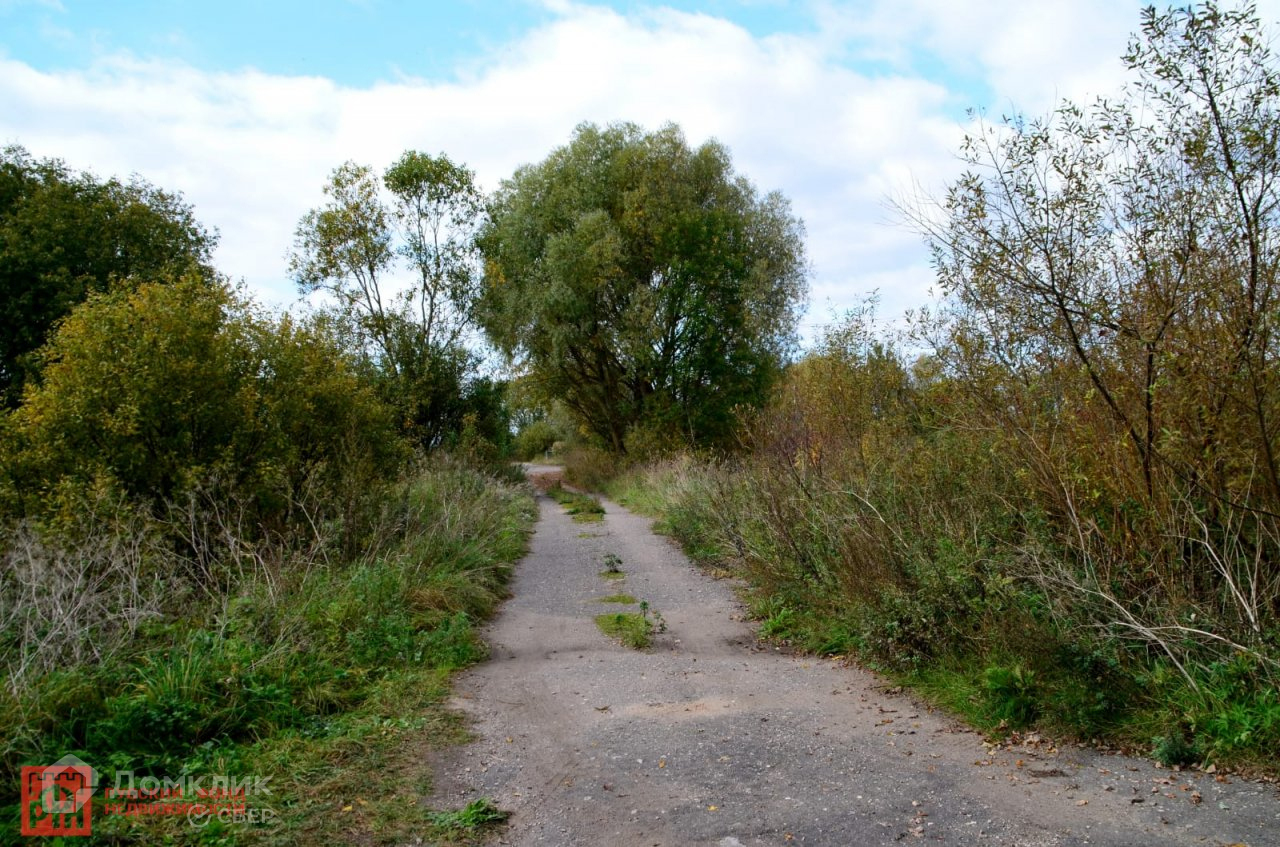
[562,446,621,492]
[512,418,561,460]
[2,276,405,540]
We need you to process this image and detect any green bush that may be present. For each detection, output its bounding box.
[2,276,404,531]
[512,418,561,461]
[0,144,217,407]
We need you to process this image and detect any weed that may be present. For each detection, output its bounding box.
[639,599,667,635]
[597,593,638,604]
[595,612,652,649]
[983,665,1039,729]
[599,552,625,579]
[562,446,620,492]
[1152,733,1202,768]
[0,462,537,842]
[759,606,798,639]
[427,797,510,833]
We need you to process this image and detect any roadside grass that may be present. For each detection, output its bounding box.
[546,483,605,522]
[608,457,1280,776]
[0,462,536,845]
[596,594,638,604]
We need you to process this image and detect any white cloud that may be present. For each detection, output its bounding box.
[0,0,1168,336]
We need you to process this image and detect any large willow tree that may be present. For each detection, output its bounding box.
[477,122,808,451]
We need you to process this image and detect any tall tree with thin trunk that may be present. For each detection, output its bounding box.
[289,153,489,447]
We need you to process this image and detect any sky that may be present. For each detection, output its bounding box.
[2,0,1271,341]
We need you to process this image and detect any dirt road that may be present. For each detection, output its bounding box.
[429,467,1280,845]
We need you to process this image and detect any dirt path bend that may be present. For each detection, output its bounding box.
[429,466,1280,846]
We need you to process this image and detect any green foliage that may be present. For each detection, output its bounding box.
[982,665,1039,729]
[596,593,638,604]
[757,605,798,640]
[289,161,393,336]
[383,150,483,354]
[0,145,216,407]
[595,612,653,650]
[0,462,536,838]
[478,121,807,451]
[512,418,563,461]
[1152,733,1202,768]
[563,445,623,492]
[915,1,1280,672]
[618,417,1279,768]
[546,483,605,522]
[427,797,509,833]
[1,276,404,533]
[290,152,490,450]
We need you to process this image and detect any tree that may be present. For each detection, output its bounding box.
[289,152,487,447]
[384,150,484,351]
[0,145,216,407]
[289,161,396,365]
[910,1,1280,653]
[917,2,1280,512]
[477,122,808,451]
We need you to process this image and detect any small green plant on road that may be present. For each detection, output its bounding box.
[600,551,625,579]
[595,612,652,649]
[597,593,638,604]
[640,599,667,636]
[595,599,666,649]
[427,797,510,834]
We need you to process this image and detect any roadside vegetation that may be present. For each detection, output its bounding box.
[0,146,531,843]
[5,3,1278,841]
[603,5,1280,775]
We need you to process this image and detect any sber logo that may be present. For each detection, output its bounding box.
[20,754,97,836]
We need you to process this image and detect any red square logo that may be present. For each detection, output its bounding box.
[20,755,96,836]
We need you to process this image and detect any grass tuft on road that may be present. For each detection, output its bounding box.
[546,483,605,522]
[427,797,510,834]
[595,612,653,649]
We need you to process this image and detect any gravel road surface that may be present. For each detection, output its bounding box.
[428,466,1280,846]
